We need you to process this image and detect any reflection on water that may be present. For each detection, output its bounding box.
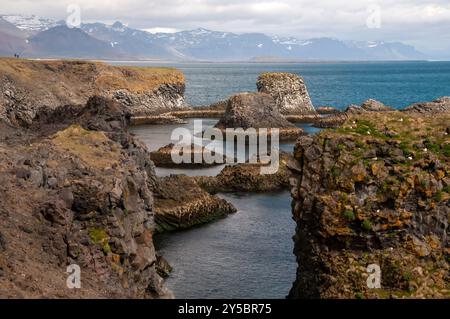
[130,119,321,174]
[130,119,321,298]
[155,192,296,299]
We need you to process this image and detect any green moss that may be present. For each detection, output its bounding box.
[399,141,413,157]
[355,292,365,299]
[342,210,356,221]
[361,220,373,232]
[103,242,112,254]
[89,228,108,244]
[443,185,450,194]
[331,166,341,178]
[443,144,450,157]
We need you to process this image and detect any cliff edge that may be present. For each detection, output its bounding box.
[0,58,188,126]
[289,111,449,298]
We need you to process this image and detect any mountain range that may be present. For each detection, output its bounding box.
[0,14,428,61]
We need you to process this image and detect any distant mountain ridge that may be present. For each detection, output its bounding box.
[0,14,427,61]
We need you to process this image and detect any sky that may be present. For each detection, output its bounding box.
[2,0,450,56]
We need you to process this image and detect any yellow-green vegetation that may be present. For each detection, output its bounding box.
[52,125,121,170]
[0,58,184,95]
[94,65,184,93]
[89,227,111,254]
[334,111,450,161]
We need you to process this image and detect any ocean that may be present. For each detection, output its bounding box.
[125,61,450,299]
[113,61,450,109]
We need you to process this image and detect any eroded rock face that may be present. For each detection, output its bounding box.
[0,97,170,298]
[195,152,295,193]
[153,175,237,232]
[361,99,393,112]
[256,72,315,115]
[215,92,303,141]
[289,111,449,299]
[404,96,450,114]
[0,58,188,126]
[216,92,295,129]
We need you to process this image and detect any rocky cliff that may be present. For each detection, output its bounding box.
[0,96,171,298]
[256,72,316,115]
[289,111,449,298]
[0,58,188,126]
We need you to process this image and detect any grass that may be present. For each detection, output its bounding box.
[0,57,184,95]
[52,125,120,169]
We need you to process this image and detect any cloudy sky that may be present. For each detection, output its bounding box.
[2,0,450,55]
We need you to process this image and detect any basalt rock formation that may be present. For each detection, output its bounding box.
[0,96,171,298]
[289,111,449,299]
[0,58,188,126]
[256,72,316,115]
[195,152,295,193]
[361,99,393,112]
[150,143,227,168]
[215,92,303,141]
[404,96,450,114]
[153,175,237,232]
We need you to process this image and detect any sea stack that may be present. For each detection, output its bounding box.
[256,72,316,115]
[215,92,302,140]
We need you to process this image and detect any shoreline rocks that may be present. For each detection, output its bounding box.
[150,143,227,168]
[257,72,316,115]
[404,96,450,114]
[195,152,295,193]
[153,175,237,232]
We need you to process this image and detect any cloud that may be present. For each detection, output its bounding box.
[2,0,450,53]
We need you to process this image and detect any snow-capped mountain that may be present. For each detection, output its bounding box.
[0,14,428,61]
[0,14,57,33]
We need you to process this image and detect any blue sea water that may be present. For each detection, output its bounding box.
[113,61,450,109]
[124,61,450,299]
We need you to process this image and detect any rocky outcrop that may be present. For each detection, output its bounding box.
[131,114,187,125]
[361,99,393,112]
[153,175,237,232]
[256,72,316,115]
[0,97,171,298]
[150,143,227,168]
[0,58,188,126]
[316,106,341,115]
[215,92,303,141]
[195,152,294,193]
[289,111,449,299]
[404,97,450,114]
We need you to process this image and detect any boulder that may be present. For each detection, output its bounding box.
[256,72,315,115]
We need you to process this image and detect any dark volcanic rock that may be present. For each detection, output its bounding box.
[256,72,316,115]
[153,175,236,232]
[216,92,295,129]
[0,97,171,298]
[150,143,226,168]
[195,152,294,193]
[404,96,450,114]
[316,106,341,115]
[0,58,188,127]
[361,99,393,112]
[289,111,449,299]
[215,92,303,141]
